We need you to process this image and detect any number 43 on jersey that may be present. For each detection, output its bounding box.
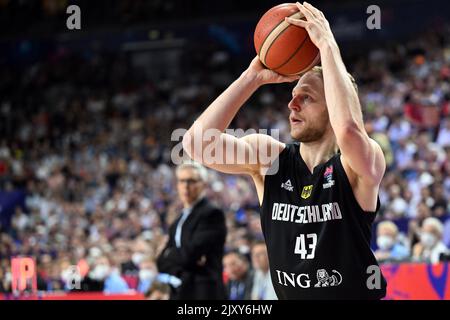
[294,233,317,259]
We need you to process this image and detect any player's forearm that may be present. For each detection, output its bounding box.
[189,70,260,132]
[319,41,365,134]
[320,41,384,182]
[183,70,260,158]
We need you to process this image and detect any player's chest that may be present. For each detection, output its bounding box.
[277,163,337,205]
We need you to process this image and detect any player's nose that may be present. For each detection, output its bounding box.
[288,98,301,112]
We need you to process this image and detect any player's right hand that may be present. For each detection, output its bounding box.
[246,56,300,86]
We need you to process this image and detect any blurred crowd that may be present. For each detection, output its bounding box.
[0,0,293,37]
[0,19,449,298]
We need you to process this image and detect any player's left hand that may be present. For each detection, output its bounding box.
[285,2,336,50]
[246,56,301,85]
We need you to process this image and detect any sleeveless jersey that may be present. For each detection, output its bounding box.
[261,142,387,299]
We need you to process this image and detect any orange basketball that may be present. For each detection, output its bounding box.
[254,3,320,76]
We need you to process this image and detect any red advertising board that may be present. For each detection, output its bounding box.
[381,262,450,300]
[1,262,449,300]
[0,292,145,300]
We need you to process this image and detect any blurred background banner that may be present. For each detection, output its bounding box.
[0,292,145,300]
[1,0,449,65]
[0,190,27,229]
[382,262,450,300]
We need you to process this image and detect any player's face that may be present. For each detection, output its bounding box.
[251,244,269,272]
[377,226,395,238]
[288,72,330,142]
[223,254,247,281]
[176,168,205,206]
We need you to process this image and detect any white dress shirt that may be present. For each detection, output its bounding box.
[175,207,192,248]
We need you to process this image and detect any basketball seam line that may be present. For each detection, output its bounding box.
[282,53,320,76]
[304,54,321,74]
[260,11,301,65]
[273,34,309,72]
[261,21,290,64]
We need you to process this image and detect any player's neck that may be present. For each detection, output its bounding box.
[299,135,338,173]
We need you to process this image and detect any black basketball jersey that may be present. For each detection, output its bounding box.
[261,142,387,300]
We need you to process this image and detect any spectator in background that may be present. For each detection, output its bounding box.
[223,251,253,300]
[386,184,409,218]
[145,281,171,300]
[1,266,12,293]
[87,255,129,294]
[408,202,432,248]
[103,256,130,294]
[0,267,7,293]
[114,240,135,275]
[249,241,277,300]
[60,257,83,292]
[38,253,65,291]
[374,221,410,262]
[436,118,450,147]
[131,239,153,269]
[430,183,448,217]
[137,257,158,294]
[156,161,227,300]
[443,219,450,249]
[412,217,449,264]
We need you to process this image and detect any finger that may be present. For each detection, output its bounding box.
[303,2,323,18]
[295,2,315,21]
[285,16,307,28]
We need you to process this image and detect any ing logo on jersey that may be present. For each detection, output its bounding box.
[300,185,313,199]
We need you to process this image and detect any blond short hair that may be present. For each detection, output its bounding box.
[308,65,358,93]
[377,221,398,236]
[423,217,444,236]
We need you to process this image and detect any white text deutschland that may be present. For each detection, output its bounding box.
[271,202,342,224]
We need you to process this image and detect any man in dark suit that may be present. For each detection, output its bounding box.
[157,161,227,300]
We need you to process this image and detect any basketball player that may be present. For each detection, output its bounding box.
[183,2,386,299]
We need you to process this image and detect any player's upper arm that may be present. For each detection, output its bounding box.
[182,131,284,176]
[337,125,386,186]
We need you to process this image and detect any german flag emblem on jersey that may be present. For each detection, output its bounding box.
[301,185,313,199]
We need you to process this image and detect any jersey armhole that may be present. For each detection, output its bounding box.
[335,154,380,220]
[260,143,290,208]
